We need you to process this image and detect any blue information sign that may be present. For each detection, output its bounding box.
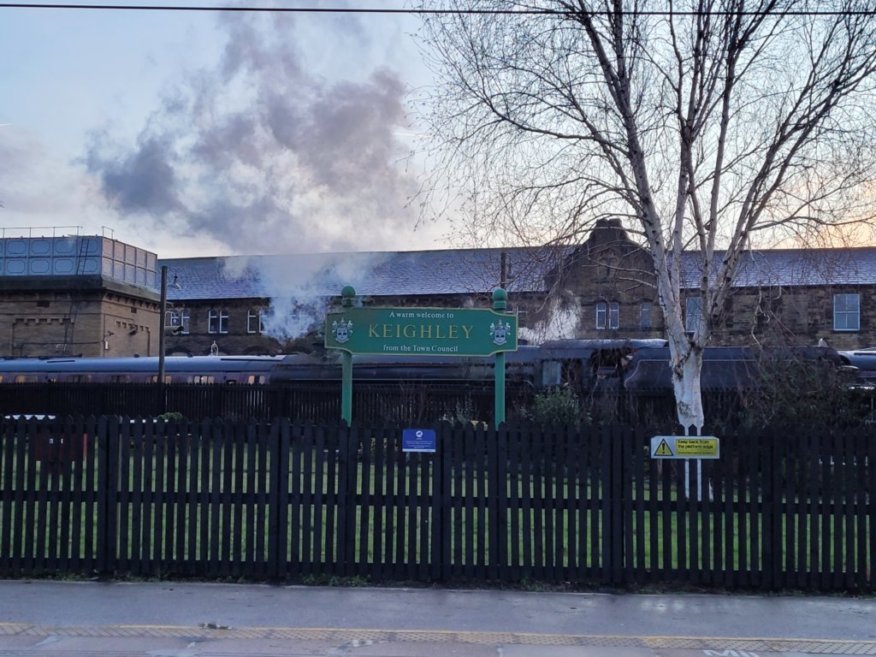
[402,428,437,453]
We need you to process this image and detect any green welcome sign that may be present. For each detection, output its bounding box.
[325,306,518,356]
[325,287,517,426]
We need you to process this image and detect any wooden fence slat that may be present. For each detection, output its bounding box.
[324,424,339,574]
[373,426,387,579]
[633,427,645,585]
[439,423,452,582]
[621,427,634,586]
[543,427,557,582]
[490,424,504,581]
[1,421,15,574]
[868,428,876,590]
[313,426,327,574]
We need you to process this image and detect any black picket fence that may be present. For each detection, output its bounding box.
[0,416,873,591]
[0,382,538,425]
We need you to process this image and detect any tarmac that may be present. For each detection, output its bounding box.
[0,580,874,657]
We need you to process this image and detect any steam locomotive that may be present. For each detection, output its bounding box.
[0,339,864,392]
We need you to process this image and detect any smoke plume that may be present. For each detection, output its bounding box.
[85,12,419,255]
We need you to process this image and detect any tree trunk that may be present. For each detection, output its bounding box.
[669,344,704,434]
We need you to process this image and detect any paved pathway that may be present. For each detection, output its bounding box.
[0,581,874,656]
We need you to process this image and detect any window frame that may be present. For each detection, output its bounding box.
[608,302,620,330]
[165,309,190,335]
[833,293,861,332]
[247,309,265,334]
[685,296,703,334]
[639,302,652,330]
[596,301,620,330]
[208,309,230,335]
[595,302,607,330]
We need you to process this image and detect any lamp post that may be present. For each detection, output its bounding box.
[158,265,168,386]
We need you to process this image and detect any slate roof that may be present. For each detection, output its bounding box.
[712,248,876,287]
[159,247,559,302]
[158,245,876,303]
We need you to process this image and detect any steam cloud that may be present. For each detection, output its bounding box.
[222,251,389,342]
[85,12,419,255]
[519,297,581,344]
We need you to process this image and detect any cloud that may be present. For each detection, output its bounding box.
[0,129,103,225]
[84,12,419,255]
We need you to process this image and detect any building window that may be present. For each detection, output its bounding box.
[247,310,265,334]
[165,308,190,335]
[833,293,860,331]
[685,297,703,333]
[596,302,620,330]
[639,302,652,330]
[208,309,229,334]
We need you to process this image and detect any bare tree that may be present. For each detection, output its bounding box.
[416,0,876,431]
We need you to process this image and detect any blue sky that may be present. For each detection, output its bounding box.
[0,2,445,257]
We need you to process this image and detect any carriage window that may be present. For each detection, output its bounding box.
[191,375,215,384]
[833,293,860,331]
[246,374,267,385]
[208,309,229,334]
[109,374,131,383]
[247,310,265,334]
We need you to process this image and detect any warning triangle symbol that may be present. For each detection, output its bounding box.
[655,439,674,457]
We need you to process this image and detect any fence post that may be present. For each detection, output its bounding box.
[341,424,358,577]
[437,422,452,582]
[267,418,286,580]
[488,423,502,581]
[96,416,116,577]
[762,432,780,591]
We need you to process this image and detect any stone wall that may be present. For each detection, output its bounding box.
[0,278,159,358]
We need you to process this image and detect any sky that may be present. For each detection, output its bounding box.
[0,1,448,258]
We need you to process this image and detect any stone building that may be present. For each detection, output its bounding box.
[159,219,876,355]
[0,235,160,358]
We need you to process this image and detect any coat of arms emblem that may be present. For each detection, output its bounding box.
[331,319,353,344]
[490,320,511,346]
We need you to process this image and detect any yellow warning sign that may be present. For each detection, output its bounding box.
[654,439,674,457]
[650,436,720,459]
[676,438,719,457]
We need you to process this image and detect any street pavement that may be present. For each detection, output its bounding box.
[0,580,874,656]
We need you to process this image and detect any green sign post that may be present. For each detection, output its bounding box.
[325,287,518,424]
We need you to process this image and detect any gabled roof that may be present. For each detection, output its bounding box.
[159,244,876,303]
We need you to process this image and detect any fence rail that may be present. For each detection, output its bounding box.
[0,416,873,591]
